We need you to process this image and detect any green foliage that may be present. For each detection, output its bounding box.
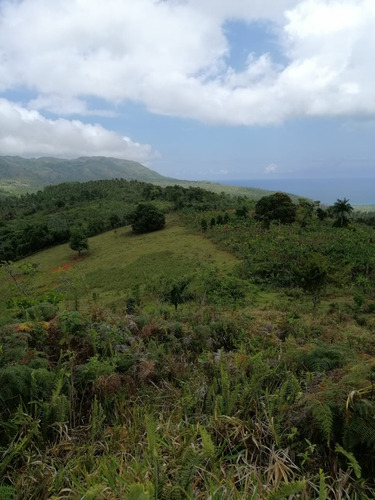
[267,480,306,500]
[331,198,353,227]
[0,365,32,409]
[297,253,328,306]
[309,400,334,443]
[235,205,248,218]
[0,485,16,500]
[125,484,153,500]
[296,343,350,372]
[57,310,87,335]
[69,227,89,255]
[296,198,315,227]
[200,218,208,231]
[335,444,361,479]
[255,192,296,225]
[130,203,166,234]
[162,277,192,311]
[1,182,375,498]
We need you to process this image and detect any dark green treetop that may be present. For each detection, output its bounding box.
[331,198,353,227]
[69,227,89,255]
[254,192,296,226]
[129,203,165,234]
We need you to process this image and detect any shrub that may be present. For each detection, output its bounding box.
[129,203,165,234]
[255,192,296,225]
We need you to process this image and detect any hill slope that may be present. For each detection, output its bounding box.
[0,155,169,193]
[0,155,297,200]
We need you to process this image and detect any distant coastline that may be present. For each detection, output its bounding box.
[218,178,375,206]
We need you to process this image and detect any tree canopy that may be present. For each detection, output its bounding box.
[331,198,353,227]
[254,192,296,225]
[129,203,166,234]
[69,228,89,255]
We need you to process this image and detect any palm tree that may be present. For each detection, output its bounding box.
[331,198,353,227]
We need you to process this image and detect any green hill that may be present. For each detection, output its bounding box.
[0,155,297,200]
[0,155,169,193]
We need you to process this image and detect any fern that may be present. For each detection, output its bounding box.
[299,343,349,372]
[319,469,327,500]
[344,399,375,451]
[124,484,152,500]
[0,485,16,500]
[309,400,333,443]
[199,425,216,461]
[0,365,31,409]
[335,443,362,479]
[267,480,306,500]
[89,396,106,442]
[175,447,201,494]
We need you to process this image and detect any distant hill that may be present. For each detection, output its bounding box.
[0,155,299,200]
[0,156,171,193]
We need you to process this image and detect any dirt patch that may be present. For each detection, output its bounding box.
[52,263,73,273]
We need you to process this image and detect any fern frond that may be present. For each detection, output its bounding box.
[319,469,327,500]
[177,447,201,492]
[199,425,216,460]
[335,443,362,479]
[0,484,16,500]
[267,480,306,500]
[309,400,333,443]
[125,483,153,500]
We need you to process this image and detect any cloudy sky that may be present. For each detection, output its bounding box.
[1,0,375,184]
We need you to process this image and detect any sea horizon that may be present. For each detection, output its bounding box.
[217,177,375,206]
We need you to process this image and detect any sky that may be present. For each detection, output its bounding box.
[1,0,375,185]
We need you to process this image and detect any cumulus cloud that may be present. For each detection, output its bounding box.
[0,0,374,126]
[0,99,155,161]
[265,163,278,174]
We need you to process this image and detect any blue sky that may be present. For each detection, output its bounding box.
[0,0,375,186]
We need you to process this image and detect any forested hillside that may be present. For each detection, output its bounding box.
[0,156,170,193]
[1,182,375,499]
[0,155,294,202]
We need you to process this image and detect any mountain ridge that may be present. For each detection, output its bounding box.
[0,155,297,200]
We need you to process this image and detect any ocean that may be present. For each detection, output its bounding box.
[221,178,375,206]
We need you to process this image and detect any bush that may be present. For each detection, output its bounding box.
[129,204,165,234]
[255,192,296,225]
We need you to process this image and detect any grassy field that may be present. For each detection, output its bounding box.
[0,214,241,319]
[353,204,375,212]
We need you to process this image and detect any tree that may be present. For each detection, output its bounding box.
[296,198,315,228]
[69,228,89,255]
[165,277,191,311]
[297,253,328,308]
[331,198,353,227]
[235,205,248,218]
[317,207,328,221]
[255,192,296,226]
[129,203,165,234]
[200,218,208,232]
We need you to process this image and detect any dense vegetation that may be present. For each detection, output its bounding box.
[0,179,237,261]
[1,182,375,499]
[0,156,169,193]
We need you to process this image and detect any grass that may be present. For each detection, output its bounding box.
[2,213,375,498]
[353,204,375,212]
[0,214,240,315]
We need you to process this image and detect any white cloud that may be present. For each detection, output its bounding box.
[0,99,156,161]
[28,95,116,117]
[0,0,374,125]
[265,163,278,174]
